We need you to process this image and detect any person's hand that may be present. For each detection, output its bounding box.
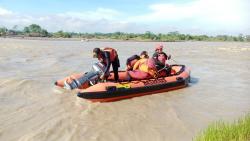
[153,72,159,78]
[126,65,131,71]
[148,69,158,78]
[100,74,105,80]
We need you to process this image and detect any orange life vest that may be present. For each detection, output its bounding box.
[102,47,118,62]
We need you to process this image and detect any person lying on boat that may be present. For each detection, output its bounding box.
[126,58,158,80]
[152,44,171,76]
[125,51,149,71]
[93,47,120,82]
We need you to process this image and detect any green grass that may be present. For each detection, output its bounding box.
[194,114,250,141]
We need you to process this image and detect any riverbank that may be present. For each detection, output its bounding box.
[1,36,250,43]
[0,36,155,42]
[1,24,250,42]
[194,114,250,141]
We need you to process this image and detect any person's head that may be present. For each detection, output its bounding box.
[155,44,163,53]
[93,48,101,58]
[140,51,149,59]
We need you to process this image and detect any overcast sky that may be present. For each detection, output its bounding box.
[0,0,249,35]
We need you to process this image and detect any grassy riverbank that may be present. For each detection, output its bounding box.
[194,114,250,141]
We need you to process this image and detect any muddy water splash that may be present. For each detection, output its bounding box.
[0,38,250,141]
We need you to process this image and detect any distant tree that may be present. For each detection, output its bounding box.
[0,27,8,36]
[23,24,48,37]
[165,31,180,41]
[29,24,42,33]
[2,24,250,42]
[12,25,18,31]
[11,25,23,35]
[40,29,48,37]
[185,34,193,40]
[216,35,228,41]
[144,31,156,40]
[199,35,209,41]
[246,35,250,42]
[168,31,180,36]
[233,36,238,41]
[23,26,30,33]
[238,34,244,42]
[52,30,72,38]
[178,34,186,40]
[144,31,150,39]
[112,32,123,39]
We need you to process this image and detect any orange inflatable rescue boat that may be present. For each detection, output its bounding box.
[55,63,191,102]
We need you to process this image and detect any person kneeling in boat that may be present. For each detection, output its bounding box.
[93,47,120,82]
[127,58,157,80]
[126,51,149,71]
[153,44,171,76]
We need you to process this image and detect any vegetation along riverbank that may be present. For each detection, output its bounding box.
[194,114,250,141]
[1,24,250,42]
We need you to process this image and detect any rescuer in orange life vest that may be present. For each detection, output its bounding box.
[152,44,171,76]
[93,47,120,82]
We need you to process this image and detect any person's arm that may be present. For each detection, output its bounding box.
[126,55,139,65]
[103,52,111,75]
[152,52,158,60]
[126,65,131,71]
[133,60,140,70]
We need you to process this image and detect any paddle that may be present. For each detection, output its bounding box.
[157,65,171,73]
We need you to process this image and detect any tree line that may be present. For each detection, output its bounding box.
[0,24,249,42]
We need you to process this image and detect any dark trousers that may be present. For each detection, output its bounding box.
[112,57,120,81]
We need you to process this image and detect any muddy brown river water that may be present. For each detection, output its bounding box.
[0,38,250,141]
